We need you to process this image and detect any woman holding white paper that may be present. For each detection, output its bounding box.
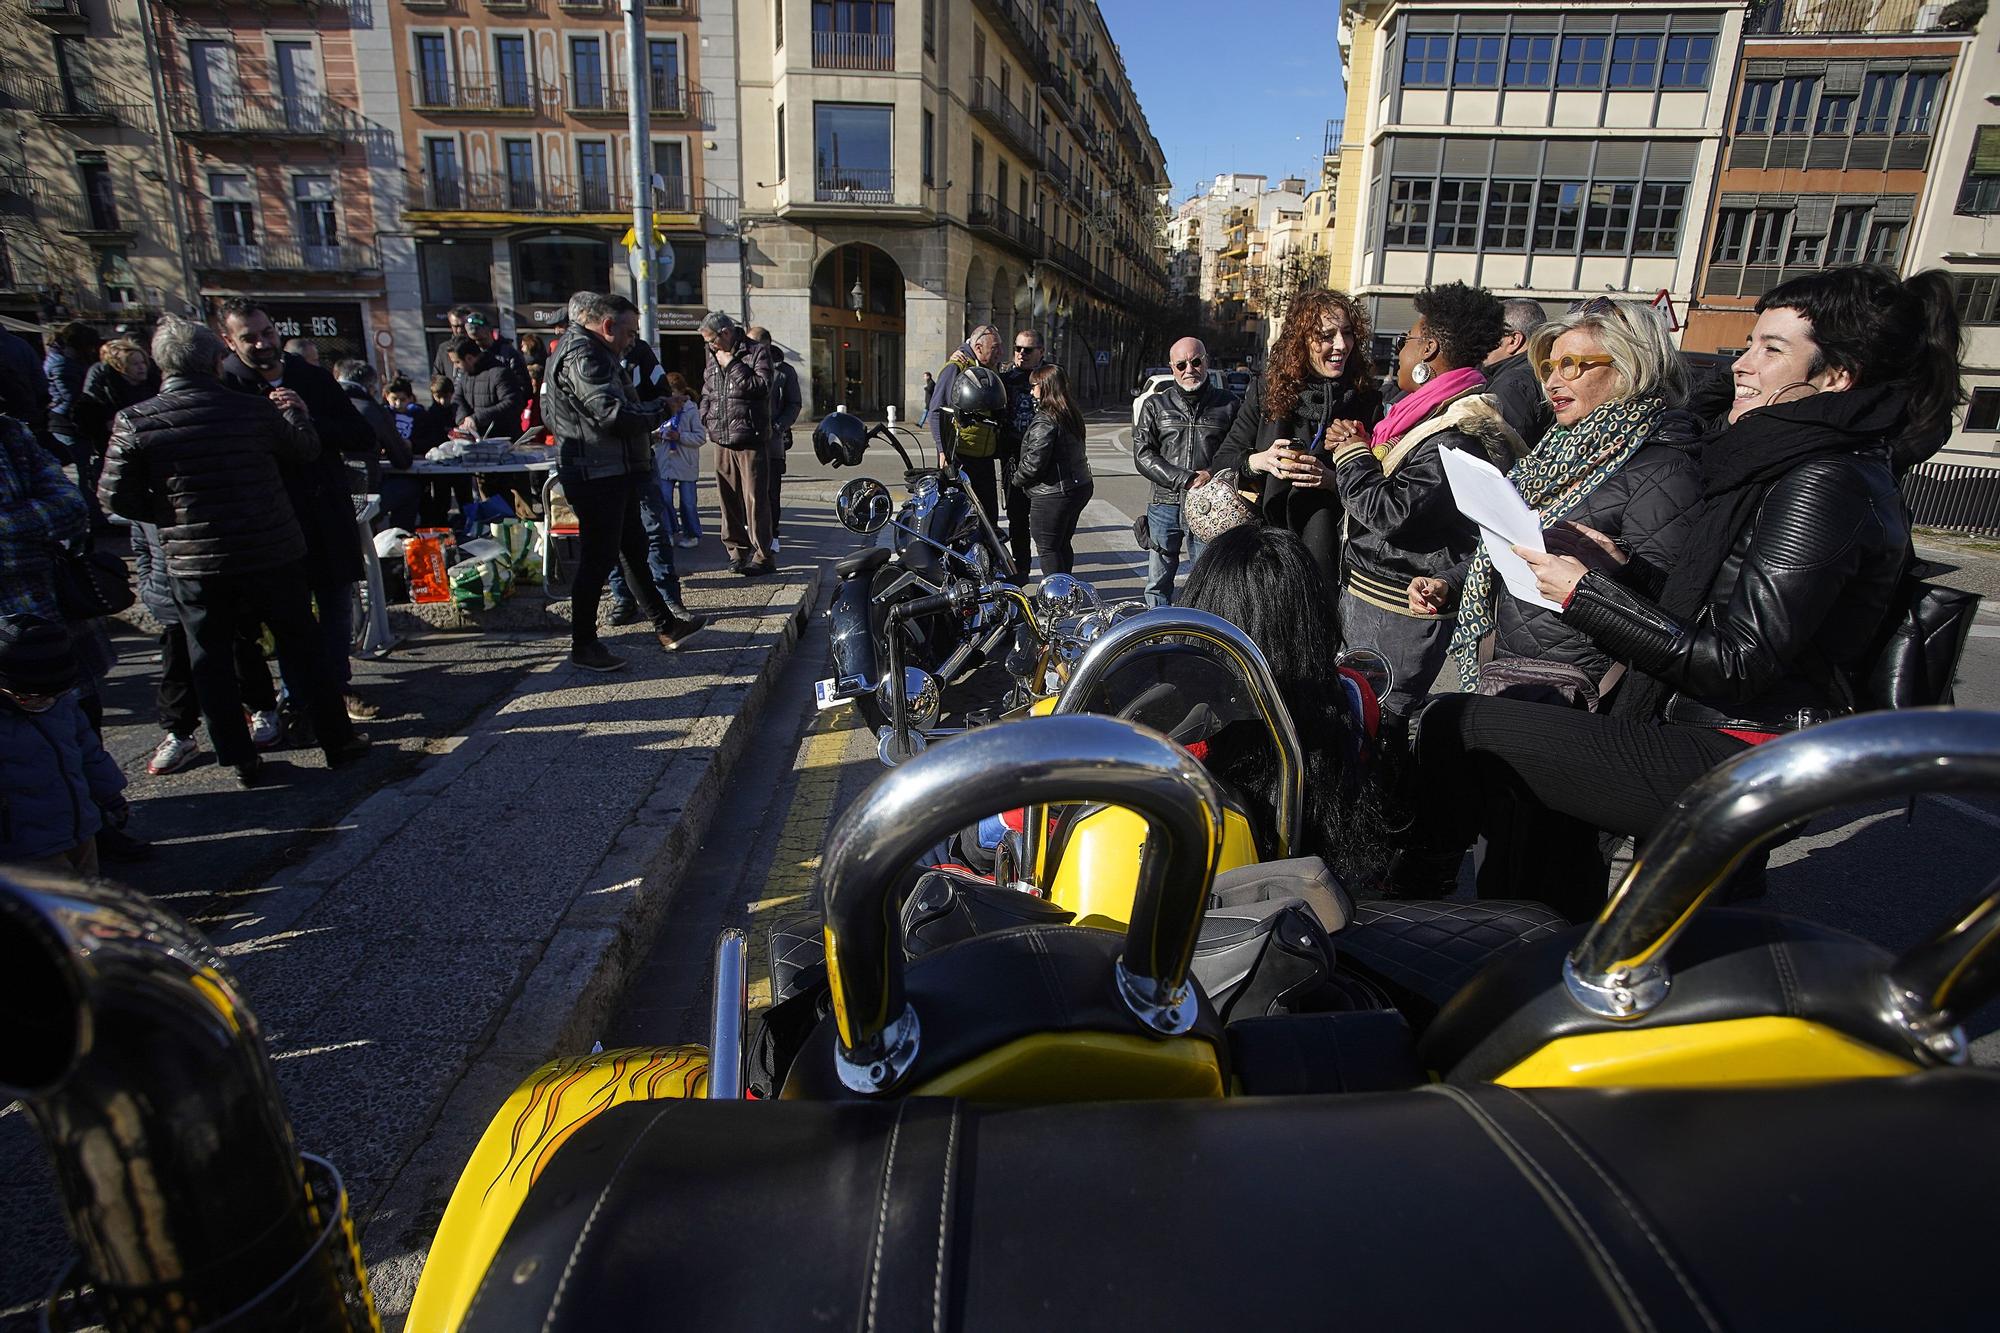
[1408,266,1960,917]
[1409,299,1702,703]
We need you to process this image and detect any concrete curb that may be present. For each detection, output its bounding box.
[262,563,820,1326]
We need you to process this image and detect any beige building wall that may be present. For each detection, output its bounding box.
[1328,7,1378,294]
[0,0,191,328]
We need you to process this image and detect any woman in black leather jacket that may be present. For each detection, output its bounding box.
[1209,289,1384,593]
[1016,363,1093,576]
[1413,266,1963,917]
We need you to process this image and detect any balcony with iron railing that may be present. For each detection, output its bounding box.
[168,90,367,142]
[1323,118,1344,157]
[968,193,1040,258]
[0,70,148,126]
[972,0,1043,67]
[1047,236,1089,278]
[970,77,1039,162]
[39,190,133,236]
[162,0,356,14]
[1043,149,1071,193]
[810,28,894,71]
[26,0,88,28]
[813,164,892,204]
[0,171,42,215]
[192,234,381,275]
[411,170,634,215]
[563,76,707,122]
[409,72,562,118]
[1745,0,1953,35]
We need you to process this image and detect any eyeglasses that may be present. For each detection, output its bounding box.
[1538,354,1616,381]
[1015,344,1042,355]
[1172,357,1206,370]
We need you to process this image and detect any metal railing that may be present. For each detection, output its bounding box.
[192,235,381,274]
[39,191,128,233]
[26,0,87,19]
[1905,462,2000,540]
[0,70,147,124]
[813,166,892,203]
[410,73,562,116]
[970,77,1039,160]
[415,170,633,214]
[1747,0,1946,34]
[810,29,894,71]
[563,76,705,120]
[1324,118,1344,156]
[168,90,366,139]
[969,193,1039,255]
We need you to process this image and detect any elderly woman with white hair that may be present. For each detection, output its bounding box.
[1408,298,1703,705]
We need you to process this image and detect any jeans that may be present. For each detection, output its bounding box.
[172,564,354,766]
[607,476,682,608]
[565,468,679,644]
[1029,483,1093,577]
[661,479,702,539]
[158,622,275,737]
[1144,502,1205,608]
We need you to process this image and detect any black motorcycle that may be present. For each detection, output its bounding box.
[812,368,1018,731]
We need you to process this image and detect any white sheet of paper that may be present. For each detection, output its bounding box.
[1438,446,1563,612]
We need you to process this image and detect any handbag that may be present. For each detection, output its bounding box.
[1476,657,1624,712]
[1863,576,1980,709]
[51,543,135,620]
[1183,468,1260,544]
[1132,510,1153,553]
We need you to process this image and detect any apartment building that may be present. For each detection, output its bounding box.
[734,0,1171,419]
[0,0,187,330]
[1908,9,1997,468]
[1341,0,1744,340]
[144,0,397,366]
[1682,0,1977,361]
[1167,172,1265,308]
[383,0,728,379]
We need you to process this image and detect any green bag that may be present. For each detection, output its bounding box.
[489,517,542,585]
[954,417,999,459]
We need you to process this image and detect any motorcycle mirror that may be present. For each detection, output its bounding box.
[877,725,929,767]
[835,477,894,535]
[1335,648,1393,707]
[876,667,942,733]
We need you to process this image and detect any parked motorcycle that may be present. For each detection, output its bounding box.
[12,712,2000,1330]
[811,375,1017,732]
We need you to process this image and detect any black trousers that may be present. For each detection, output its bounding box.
[960,456,1000,532]
[1417,694,1750,920]
[158,623,275,737]
[1029,483,1094,577]
[1000,457,1033,576]
[562,468,673,646]
[171,565,354,766]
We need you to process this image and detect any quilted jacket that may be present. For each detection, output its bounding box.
[700,338,778,451]
[0,692,127,861]
[1483,415,1703,680]
[0,415,88,621]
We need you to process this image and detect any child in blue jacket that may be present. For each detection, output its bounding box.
[0,613,128,876]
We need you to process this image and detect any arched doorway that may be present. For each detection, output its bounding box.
[991,265,1014,339]
[810,242,906,418]
[963,254,989,338]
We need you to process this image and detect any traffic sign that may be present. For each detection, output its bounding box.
[624,230,677,286]
[1094,350,1111,367]
[1650,289,1681,331]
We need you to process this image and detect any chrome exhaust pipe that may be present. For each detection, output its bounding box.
[0,866,377,1331]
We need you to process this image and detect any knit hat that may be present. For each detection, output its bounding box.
[0,614,78,695]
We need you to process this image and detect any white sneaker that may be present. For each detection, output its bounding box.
[674,535,699,548]
[249,708,284,748]
[770,537,782,553]
[148,731,201,775]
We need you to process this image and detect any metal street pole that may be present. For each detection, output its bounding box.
[623,0,658,347]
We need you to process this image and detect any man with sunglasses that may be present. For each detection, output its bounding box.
[1133,336,1238,606]
[997,331,1045,574]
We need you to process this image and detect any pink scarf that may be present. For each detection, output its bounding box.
[1369,365,1488,450]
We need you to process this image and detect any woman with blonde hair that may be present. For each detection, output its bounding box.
[76,337,158,526]
[1409,298,1702,701]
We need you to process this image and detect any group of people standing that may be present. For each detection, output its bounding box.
[926,324,1097,579]
[1136,262,1963,922]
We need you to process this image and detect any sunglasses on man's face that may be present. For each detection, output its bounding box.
[1173,357,1205,370]
[1015,345,1041,355]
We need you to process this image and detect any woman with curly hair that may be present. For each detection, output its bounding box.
[1323,281,1523,720]
[1209,289,1383,593]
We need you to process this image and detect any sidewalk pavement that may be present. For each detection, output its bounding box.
[0,507,834,1331]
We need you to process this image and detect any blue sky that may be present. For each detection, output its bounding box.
[1100,0,1347,203]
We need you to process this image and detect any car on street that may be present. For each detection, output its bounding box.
[1225,370,1254,397]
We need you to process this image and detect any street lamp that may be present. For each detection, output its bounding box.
[849,275,865,323]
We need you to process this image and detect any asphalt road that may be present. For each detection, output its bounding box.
[611,415,2000,1064]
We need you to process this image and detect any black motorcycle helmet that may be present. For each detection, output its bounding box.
[950,365,1007,420]
[812,410,868,467]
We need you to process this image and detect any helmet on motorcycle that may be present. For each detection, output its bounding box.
[949,365,1007,420]
[812,410,868,468]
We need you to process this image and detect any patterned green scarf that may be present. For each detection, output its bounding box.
[1449,393,1666,688]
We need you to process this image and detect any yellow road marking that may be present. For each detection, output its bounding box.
[744,717,875,1011]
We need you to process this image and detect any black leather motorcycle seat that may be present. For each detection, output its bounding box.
[464,1070,2000,1332]
[779,922,1228,1101]
[1334,898,1569,1025]
[1422,908,1915,1083]
[835,545,892,579]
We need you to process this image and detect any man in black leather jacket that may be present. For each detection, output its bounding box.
[1481,299,1553,450]
[1133,336,1237,605]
